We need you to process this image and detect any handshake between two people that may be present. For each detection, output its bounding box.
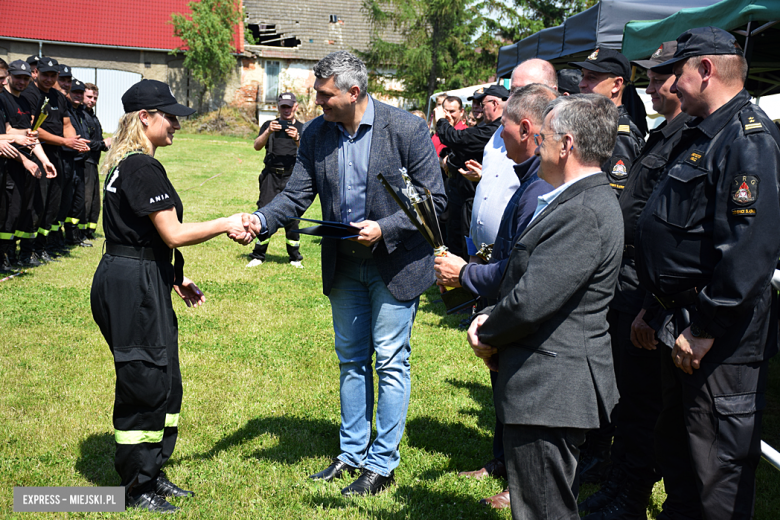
[225,213,385,247]
[225,213,263,245]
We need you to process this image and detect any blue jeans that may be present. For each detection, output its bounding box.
[327,256,418,477]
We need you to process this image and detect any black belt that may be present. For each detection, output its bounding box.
[653,288,698,310]
[105,242,184,285]
[106,242,167,261]
[623,244,635,259]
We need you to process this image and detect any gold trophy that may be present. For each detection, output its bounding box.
[32,98,49,131]
[378,168,476,314]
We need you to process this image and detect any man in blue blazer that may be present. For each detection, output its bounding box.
[243,51,445,496]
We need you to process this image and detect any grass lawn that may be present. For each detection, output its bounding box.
[1,132,779,519]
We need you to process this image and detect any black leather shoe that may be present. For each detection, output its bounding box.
[310,459,359,482]
[578,465,624,514]
[155,470,195,498]
[126,491,178,513]
[39,251,60,263]
[17,254,41,268]
[582,483,652,520]
[579,450,612,485]
[341,469,394,496]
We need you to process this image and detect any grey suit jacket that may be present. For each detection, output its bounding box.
[259,98,446,301]
[478,173,623,429]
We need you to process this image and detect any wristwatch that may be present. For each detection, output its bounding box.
[690,323,714,339]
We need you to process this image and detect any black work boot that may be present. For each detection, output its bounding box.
[582,480,654,520]
[76,228,93,247]
[0,242,16,274]
[64,223,78,246]
[127,491,178,513]
[579,435,612,484]
[154,470,195,498]
[579,465,625,514]
[16,238,35,267]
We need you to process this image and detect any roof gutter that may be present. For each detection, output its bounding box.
[2,35,245,57]
[0,35,175,53]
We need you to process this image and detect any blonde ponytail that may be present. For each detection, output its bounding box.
[101,111,153,175]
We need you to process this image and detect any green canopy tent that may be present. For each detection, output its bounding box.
[621,0,780,96]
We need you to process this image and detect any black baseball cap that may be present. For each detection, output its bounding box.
[651,27,743,74]
[71,79,86,92]
[26,55,40,67]
[277,92,296,107]
[632,41,678,70]
[557,69,581,95]
[8,60,32,77]
[122,79,196,116]
[480,84,510,101]
[569,48,630,79]
[58,64,72,78]
[467,86,486,101]
[37,57,59,74]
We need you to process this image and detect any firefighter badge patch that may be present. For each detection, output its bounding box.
[587,49,599,61]
[611,159,628,178]
[732,175,758,205]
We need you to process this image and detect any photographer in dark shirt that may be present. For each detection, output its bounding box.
[246,92,304,268]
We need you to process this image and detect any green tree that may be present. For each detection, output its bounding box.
[523,0,597,28]
[360,0,596,108]
[360,0,489,108]
[170,0,241,110]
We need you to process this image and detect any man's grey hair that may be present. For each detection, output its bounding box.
[504,84,559,126]
[313,51,368,100]
[542,94,618,165]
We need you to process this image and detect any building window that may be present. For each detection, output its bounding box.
[265,61,280,102]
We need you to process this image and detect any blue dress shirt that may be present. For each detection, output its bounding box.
[337,96,375,225]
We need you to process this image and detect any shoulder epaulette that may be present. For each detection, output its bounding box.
[617,113,633,135]
[739,107,766,135]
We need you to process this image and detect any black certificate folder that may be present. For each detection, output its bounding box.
[292,217,360,239]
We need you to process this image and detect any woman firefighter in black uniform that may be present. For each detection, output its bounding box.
[90,80,253,513]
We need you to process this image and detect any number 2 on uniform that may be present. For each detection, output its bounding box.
[106,168,119,193]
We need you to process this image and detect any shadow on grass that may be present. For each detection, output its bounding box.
[406,416,493,477]
[75,432,119,487]
[417,286,472,328]
[306,485,506,519]
[191,415,339,464]
[447,378,496,430]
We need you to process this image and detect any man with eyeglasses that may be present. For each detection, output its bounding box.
[467,93,623,519]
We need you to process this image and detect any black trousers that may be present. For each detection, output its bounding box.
[65,160,85,229]
[504,423,587,519]
[609,309,662,486]
[39,145,62,233]
[58,154,76,225]
[655,355,767,520]
[83,161,100,231]
[0,161,9,240]
[445,179,465,258]
[489,367,505,462]
[251,167,302,262]
[2,161,37,239]
[91,254,182,495]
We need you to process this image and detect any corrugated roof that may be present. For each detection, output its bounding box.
[0,0,243,52]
